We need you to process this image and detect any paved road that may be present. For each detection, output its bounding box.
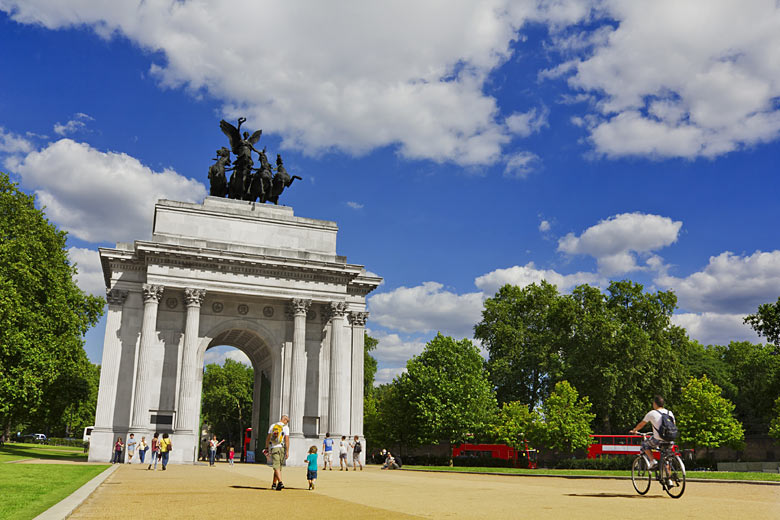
[70,463,780,519]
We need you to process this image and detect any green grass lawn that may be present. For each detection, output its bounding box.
[0,442,87,463]
[404,465,780,482]
[0,443,108,520]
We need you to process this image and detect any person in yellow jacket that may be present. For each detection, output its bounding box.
[159,433,172,470]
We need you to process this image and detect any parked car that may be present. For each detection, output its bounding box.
[23,433,47,444]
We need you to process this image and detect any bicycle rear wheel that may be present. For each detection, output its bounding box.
[631,456,651,495]
[664,455,686,498]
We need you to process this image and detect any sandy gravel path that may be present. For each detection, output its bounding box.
[69,463,779,519]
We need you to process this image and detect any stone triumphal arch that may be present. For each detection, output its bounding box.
[89,198,381,464]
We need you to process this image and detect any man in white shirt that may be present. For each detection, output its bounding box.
[630,395,676,468]
[265,415,290,490]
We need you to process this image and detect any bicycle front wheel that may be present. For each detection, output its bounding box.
[631,456,651,495]
[664,455,686,498]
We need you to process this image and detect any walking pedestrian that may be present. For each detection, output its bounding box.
[322,432,334,470]
[265,415,290,490]
[305,446,318,490]
[138,436,148,464]
[228,445,235,467]
[148,433,160,470]
[159,433,172,470]
[339,435,349,471]
[208,435,224,466]
[126,433,137,464]
[350,435,363,470]
[112,437,124,464]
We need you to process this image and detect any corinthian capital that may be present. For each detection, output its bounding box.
[142,284,165,303]
[328,301,347,319]
[106,288,129,306]
[184,288,207,307]
[348,311,369,327]
[288,298,312,318]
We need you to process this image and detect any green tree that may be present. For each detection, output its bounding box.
[744,297,780,350]
[715,341,780,435]
[395,333,496,448]
[563,281,690,433]
[201,358,254,445]
[676,376,745,455]
[475,282,570,408]
[537,380,594,454]
[491,401,542,451]
[769,397,780,443]
[0,172,104,438]
[364,333,378,395]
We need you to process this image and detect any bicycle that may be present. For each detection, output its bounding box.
[631,432,686,498]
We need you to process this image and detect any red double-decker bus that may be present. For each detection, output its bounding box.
[587,435,679,460]
[452,443,537,469]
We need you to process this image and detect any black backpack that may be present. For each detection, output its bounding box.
[657,411,678,441]
[353,441,362,453]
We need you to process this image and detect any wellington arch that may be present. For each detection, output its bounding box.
[89,197,382,464]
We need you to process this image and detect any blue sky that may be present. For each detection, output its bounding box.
[1,1,778,384]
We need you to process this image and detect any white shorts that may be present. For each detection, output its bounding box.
[323,452,332,463]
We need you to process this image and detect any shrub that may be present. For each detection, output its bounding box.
[553,456,633,471]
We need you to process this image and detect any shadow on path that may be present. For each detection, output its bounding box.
[566,493,664,499]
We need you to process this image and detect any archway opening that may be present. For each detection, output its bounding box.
[201,329,273,463]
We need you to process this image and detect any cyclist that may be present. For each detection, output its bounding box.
[630,395,675,469]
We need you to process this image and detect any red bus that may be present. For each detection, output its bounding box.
[587,435,679,460]
[452,443,537,469]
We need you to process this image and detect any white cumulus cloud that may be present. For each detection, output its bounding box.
[559,0,780,158]
[54,112,94,136]
[557,212,682,275]
[368,281,483,338]
[204,346,252,367]
[11,139,207,243]
[0,1,589,167]
[658,250,780,314]
[475,262,601,296]
[68,246,106,296]
[374,367,407,386]
[0,126,33,154]
[672,312,761,347]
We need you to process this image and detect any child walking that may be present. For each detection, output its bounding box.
[305,446,318,490]
[228,446,235,467]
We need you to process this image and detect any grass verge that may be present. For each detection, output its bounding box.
[1,443,106,520]
[0,442,87,463]
[404,465,780,482]
[0,464,108,520]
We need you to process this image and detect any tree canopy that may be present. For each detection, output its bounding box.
[389,334,496,447]
[0,172,104,436]
[744,297,780,350]
[201,358,254,445]
[537,380,595,454]
[676,375,744,453]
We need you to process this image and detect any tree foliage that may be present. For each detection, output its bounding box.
[563,281,689,433]
[490,401,542,450]
[364,332,378,395]
[201,358,254,445]
[475,282,569,409]
[393,334,496,447]
[0,172,104,436]
[676,376,744,452]
[537,380,594,454]
[769,397,780,443]
[744,297,780,350]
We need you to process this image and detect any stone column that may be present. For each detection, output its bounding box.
[327,301,349,436]
[287,298,311,435]
[349,311,368,436]
[131,284,164,429]
[175,288,206,432]
[94,288,129,428]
